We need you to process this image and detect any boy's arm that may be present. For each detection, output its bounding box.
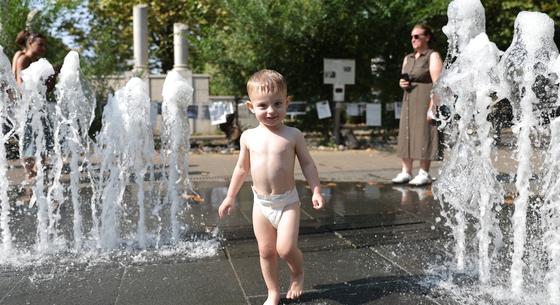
[294,130,324,209]
[218,132,251,218]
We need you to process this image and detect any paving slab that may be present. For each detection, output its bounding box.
[324,212,425,231]
[335,223,445,248]
[370,239,451,276]
[116,259,246,305]
[231,247,408,299]
[225,232,354,258]
[0,275,24,304]
[0,265,123,305]
[249,280,440,305]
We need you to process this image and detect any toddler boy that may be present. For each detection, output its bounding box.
[219,69,324,305]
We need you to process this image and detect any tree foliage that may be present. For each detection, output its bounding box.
[484,0,560,50]
[0,0,72,68]
[0,0,31,58]
[200,0,448,101]
[65,0,228,74]
[7,0,560,131]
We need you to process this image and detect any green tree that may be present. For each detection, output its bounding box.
[199,0,449,131]
[51,0,560,134]
[483,0,560,50]
[0,0,71,68]
[0,0,30,59]
[65,0,228,75]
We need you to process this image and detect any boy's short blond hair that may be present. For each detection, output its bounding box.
[247,69,287,97]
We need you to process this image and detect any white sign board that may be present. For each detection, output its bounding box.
[209,101,228,125]
[316,101,332,119]
[323,59,355,85]
[287,101,307,116]
[346,103,360,116]
[333,84,345,102]
[366,103,382,126]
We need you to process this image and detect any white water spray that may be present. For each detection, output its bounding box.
[433,0,504,280]
[0,46,18,257]
[498,12,558,295]
[161,71,193,243]
[542,117,560,303]
[19,59,55,253]
[96,77,154,249]
[435,1,560,303]
[53,51,96,250]
[0,45,216,266]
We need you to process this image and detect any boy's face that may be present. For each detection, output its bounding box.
[247,90,289,128]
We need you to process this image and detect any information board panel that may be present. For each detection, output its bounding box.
[323,59,355,85]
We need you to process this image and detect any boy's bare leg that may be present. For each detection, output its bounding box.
[276,203,304,299]
[252,204,281,305]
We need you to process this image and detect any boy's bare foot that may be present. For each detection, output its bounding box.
[263,291,280,305]
[286,273,304,299]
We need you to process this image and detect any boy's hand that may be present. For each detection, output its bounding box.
[311,192,324,210]
[218,197,235,219]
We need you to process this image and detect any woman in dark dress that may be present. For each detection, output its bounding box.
[392,24,443,186]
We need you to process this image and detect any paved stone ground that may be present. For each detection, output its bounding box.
[0,144,524,305]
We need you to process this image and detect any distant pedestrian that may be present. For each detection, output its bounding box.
[13,32,49,181]
[11,30,30,76]
[219,69,324,304]
[13,32,47,86]
[392,24,443,186]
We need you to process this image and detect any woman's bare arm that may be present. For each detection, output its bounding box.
[14,55,31,86]
[428,52,444,118]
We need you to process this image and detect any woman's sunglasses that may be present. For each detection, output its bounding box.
[411,34,426,39]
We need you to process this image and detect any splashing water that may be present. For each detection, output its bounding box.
[161,71,193,244]
[19,59,55,253]
[434,32,504,279]
[0,47,217,265]
[500,11,558,297]
[96,77,155,249]
[0,46,19,257]
[441,0,486,68]
[542,117,560,302]
[434,0,560,303]
[52,51,96,250]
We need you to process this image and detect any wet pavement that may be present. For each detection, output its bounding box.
[0,149,464,305]
[212,181,453,305]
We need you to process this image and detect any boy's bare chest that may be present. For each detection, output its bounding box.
[248,136,295,157]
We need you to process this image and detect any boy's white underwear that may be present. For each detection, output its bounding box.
[252,186,300,229]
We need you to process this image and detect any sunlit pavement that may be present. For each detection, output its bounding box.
[0,148,469,305]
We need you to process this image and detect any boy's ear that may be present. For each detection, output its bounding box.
[246,100,255,113]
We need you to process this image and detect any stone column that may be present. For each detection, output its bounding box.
[173,23,192,82]
[173,23,188,71]
[172,23,194,132]
[133,4,149,75]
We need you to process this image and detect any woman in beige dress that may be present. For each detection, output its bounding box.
[392,24,443,186]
